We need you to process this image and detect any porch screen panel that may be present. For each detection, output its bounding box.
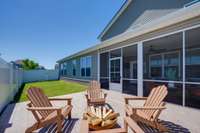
[100,52,109,89]
[143,32,183,105]
[185,27,200,108]
[122,45,137,95]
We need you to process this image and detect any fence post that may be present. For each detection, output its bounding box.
[9,63,14,101]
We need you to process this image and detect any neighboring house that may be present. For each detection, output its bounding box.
[37,65,45,70]
[57,0,200,109]
[11,59,23,68]
[55,63,59,70]
[11,60,23,68]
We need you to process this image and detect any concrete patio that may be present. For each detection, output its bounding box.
[0,90,200,133]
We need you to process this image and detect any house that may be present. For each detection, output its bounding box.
[11,59,23,68]
[57,0,200,109]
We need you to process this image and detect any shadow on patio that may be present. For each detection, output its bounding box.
[0,103,16,133]
[38,118,78,133]
[138,120,190,133]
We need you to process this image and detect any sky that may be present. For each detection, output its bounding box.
[0,0,125,69]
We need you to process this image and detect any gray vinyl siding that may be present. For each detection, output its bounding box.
[101,0,193,41]
[59,51,98,81]
[100,16,200,53]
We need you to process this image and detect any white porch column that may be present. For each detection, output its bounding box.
[97,50,100,82]
[137,42,143,96]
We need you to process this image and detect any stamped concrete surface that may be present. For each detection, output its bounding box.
[0,90,200,133]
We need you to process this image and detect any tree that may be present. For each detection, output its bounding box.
[22,59,39,70]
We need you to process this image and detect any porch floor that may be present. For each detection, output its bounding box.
[0,90,200,133]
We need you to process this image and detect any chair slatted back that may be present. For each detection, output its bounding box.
[89,80,101,90]
[27,87,53,118]
[143,85,168,120]
[87,89,103,99]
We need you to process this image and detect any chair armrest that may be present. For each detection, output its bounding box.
[27,106,63,111]
[124,96,147,104]
[49,97,72,105]
[48,97,72,101]
[132,106,166,110]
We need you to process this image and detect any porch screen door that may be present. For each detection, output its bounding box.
[109,57,122,92]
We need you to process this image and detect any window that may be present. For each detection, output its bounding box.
[81,58,86,76]
[149,52,180,80]
[63,62,67,76]
[60,63,64,76]
[72,60,76,76]
[80,56,92,77]
[164,52,180,80]
[149,55,162,78]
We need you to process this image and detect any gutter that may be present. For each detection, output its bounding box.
[57,3,200,63]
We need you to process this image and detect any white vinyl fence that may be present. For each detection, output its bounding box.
[0,58,23,113]
[23,70,59,83]
[0,58,59,113]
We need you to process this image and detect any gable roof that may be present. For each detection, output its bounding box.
[97,0,132,40]
[57,2,200,63]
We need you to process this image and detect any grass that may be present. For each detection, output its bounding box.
[15,80,87,102]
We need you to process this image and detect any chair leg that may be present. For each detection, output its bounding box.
[68,111,71,119]
[124,119,128,133]
[155,122,168,132]
[131,115,168,132]
[57,119,62,133]
[57,111,62,133]
[144,121,168,132]
[25,122,39,133]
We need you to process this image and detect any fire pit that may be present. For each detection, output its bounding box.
[83,106,120,130]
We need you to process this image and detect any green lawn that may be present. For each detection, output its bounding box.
[16,80,87,102]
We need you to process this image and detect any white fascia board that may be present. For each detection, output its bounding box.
[57,3,200,63]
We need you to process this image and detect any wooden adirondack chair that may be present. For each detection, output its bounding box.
[125,85,168,132]
[26,87,73,133]
[85,81,107,106]
[89,80,101,90]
